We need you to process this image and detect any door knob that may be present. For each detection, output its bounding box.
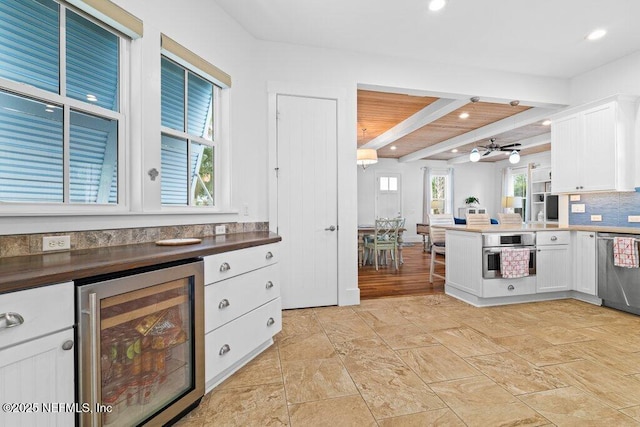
[325,226,336,231]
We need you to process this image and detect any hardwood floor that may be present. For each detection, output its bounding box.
[358,244,445,299]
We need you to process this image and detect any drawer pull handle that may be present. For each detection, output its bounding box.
[266,251,274,260]
[550,236,558,241]
[62,340,74,351]
[265,281,274,289]
[508,285,515,291]
[266,317,275,327]
[0,312,24,330]
[219,262,231,272]
[219,344,231,356]
[218,299,230,309]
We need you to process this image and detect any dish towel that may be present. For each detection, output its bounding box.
[613,237,639,268]
[500,247,530,279]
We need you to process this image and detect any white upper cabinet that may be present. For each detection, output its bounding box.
[551,95,637,193]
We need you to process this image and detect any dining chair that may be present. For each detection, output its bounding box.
[363,218,402,271]
[466,213,491,226]
[497,213,523,224]
[428,214,454,283]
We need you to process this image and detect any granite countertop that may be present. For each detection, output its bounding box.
[0,231,281,294]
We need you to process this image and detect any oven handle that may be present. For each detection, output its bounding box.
[483,246,536,254]
[88,292,99,427]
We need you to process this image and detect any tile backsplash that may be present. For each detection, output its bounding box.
[568,191,640,229]
[0,221,268,258]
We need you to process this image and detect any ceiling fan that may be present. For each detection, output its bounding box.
[470,138,522,163]
[478,138,521,156]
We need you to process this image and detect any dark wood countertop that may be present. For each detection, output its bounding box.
[0,232,281,294]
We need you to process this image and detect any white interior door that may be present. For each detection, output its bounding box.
[276,94,338,309]
[375,172,402,219]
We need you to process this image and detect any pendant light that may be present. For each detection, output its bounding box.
[357,129,378,170]
[509,150,520,164]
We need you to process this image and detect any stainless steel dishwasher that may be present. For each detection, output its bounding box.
[597,232,640,315]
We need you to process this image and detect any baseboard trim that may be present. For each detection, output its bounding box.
[445,285,602,308]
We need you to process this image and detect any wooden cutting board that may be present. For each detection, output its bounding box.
[155,238,202,246]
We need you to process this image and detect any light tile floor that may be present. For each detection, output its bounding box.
[176,295,640,426]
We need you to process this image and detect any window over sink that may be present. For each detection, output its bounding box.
[0,0,127,208]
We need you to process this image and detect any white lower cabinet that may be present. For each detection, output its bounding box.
[203,244,281,391]
[575,231,597,295]
[536,232,571,293]
[0,282,74,427]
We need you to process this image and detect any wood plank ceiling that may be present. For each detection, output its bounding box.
[357,89,552,163]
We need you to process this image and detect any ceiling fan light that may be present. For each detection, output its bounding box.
[469,148,481,162]
[509,150,520,164]
[428,0,447,12]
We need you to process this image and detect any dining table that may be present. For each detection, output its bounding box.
[357,225,406,267]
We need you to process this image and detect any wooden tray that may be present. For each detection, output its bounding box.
[155,238,202,246]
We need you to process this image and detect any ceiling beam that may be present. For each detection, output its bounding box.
[360,98,469,151]
[446,132,551,165]
[399,107,553,163]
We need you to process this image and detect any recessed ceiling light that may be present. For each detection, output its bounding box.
[586,28,607,41]
[459,112,469,119]
[542,120,552,126]
[428,0,447,12]
[451,149,458,153]
[390,145,397,150]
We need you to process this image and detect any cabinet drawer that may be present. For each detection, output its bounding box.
[204,243,278,284]
[537,231,570,245]
[483,277,536,298]
[205,297,281,382]
[205,264,280,332]
[0,282,73,350]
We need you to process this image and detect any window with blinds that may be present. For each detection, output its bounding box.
[0,0,124,205]
[160,56,218,207]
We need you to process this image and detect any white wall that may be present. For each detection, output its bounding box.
[570,51,640,104]
[452,162,498,219]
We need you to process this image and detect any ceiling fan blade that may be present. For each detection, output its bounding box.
[500,143,522,149]
[482,150,492,156]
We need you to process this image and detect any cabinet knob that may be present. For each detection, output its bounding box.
[219,344,231,356]
[218,299,230,309]
[62,340,74,351]
[507,285,515,291]
[266,317,275,327]
[589,234,594,238]
[265,251,274,260]
[550,236,558,241]
[219,262,231,272]
[265,281,274,289]
[576,186,579,190]
[0,312,24,330]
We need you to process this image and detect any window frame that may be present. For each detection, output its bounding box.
[0,1,129,214]
[160,54,222,209]
[429,170,451,215]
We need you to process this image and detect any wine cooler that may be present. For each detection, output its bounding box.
[76,259,204,426]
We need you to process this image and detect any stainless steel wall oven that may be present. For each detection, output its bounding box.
[76,259,204,426]
[482,233,536,279]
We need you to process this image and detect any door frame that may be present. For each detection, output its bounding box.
[267,81,359,306]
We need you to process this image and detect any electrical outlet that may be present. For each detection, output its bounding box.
[243,204,249,216]
[570,195,581,202]
[590,215,602,222]
[215,225,226,234]
[628,215,640,223]
[43,235,70,252]
[571,204,585,213]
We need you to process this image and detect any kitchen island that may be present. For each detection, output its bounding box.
[439,224,602,307]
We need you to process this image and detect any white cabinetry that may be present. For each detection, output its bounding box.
[574,231,597,295]
[203,243,281,391]
[551,95,637,193]
[0,282,74,427]
[536,231,571,292]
